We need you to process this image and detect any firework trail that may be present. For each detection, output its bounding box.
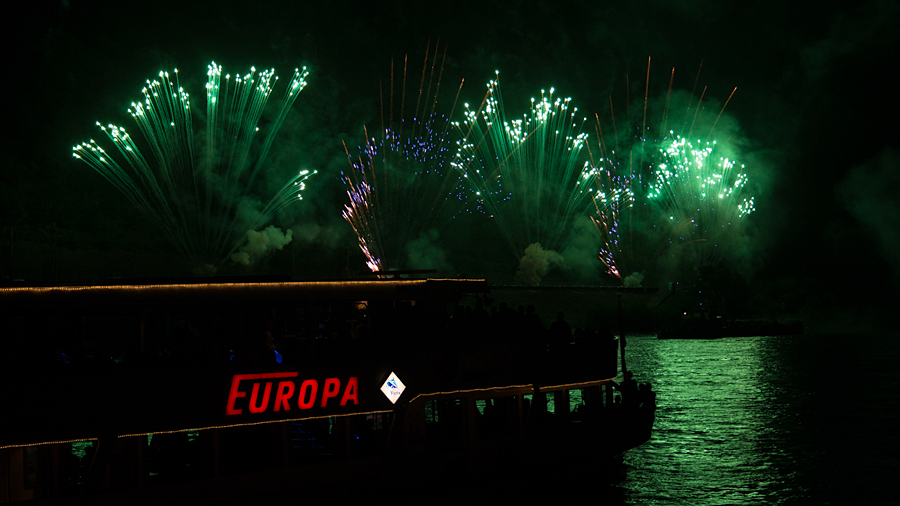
[585,109,639,281]
[451,72,598,283]
[590,172,637,280]
[342,43,465,273]
[646,134,755,267]
[72,62,315,272]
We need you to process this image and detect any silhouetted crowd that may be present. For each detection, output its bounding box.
[442,295,655,410]
[612,370,657,409]
[444,296,618,351]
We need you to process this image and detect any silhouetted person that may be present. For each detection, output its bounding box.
[525,304,543,329]
[528,391,549,431]
[473,296,489,321]
[614,371,639,407]
[597,325,616,340]
[482,398,501,437]
[449,304,466,332]
[524,305,544,347]
[263,319,276,351]
[643,382,657,408]
[497,301,514,323]
[549,311,572,351]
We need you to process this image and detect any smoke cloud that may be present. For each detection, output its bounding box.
[293,221,346,250]
[405,228,453,275]
[839,148,900,279]
[559,215,603,284]
[231,225,293,266]
[623,271,644,288]
[517,242,564,286]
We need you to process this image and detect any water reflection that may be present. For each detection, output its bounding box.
[618,332,900,505]
[621,335,803,504]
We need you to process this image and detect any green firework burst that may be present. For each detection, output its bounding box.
[72,62,315,271]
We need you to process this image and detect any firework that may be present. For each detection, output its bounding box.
[589,58,746,283]
[72,62,315,271]
[646,134,755,266]
[451,72,598,281]
[583,108,640,281]
[342,44,465,273]
[590,174,637,280]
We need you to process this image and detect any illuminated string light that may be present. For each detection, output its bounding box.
[406,377,618,403]
[538,378,619,391]
[407,384,534,403]
[0,438,98,451]
[115,409,397,439]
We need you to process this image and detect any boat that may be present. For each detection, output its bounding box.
[720,319,804,337]
[0,278,655,503]
[657,319,726,339]
[658,317,804,339]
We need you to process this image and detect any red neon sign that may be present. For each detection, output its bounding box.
[226,373,359,416]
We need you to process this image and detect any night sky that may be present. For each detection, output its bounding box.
[3,0,899,330]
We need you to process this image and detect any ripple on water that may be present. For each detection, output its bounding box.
[617,332,900,505]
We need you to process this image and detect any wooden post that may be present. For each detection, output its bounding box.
[516,395,524,438]
[139,314,146,353]
[618,294,627,375]
[466,397,478,451]
[50,444,60,499]
[9,447,34,502]
[341,417,353,461]
[281,422,290,468]
[554,390,570,426]
[211,429,220,479]
[1,448,10,503]
[136,436,145,489]
[77,437,116,505]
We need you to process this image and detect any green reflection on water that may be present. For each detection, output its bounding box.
[620,334,802,505]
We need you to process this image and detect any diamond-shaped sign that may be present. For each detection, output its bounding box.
[380,372,405,404]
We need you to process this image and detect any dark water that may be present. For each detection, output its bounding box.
[617,332,900,505]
